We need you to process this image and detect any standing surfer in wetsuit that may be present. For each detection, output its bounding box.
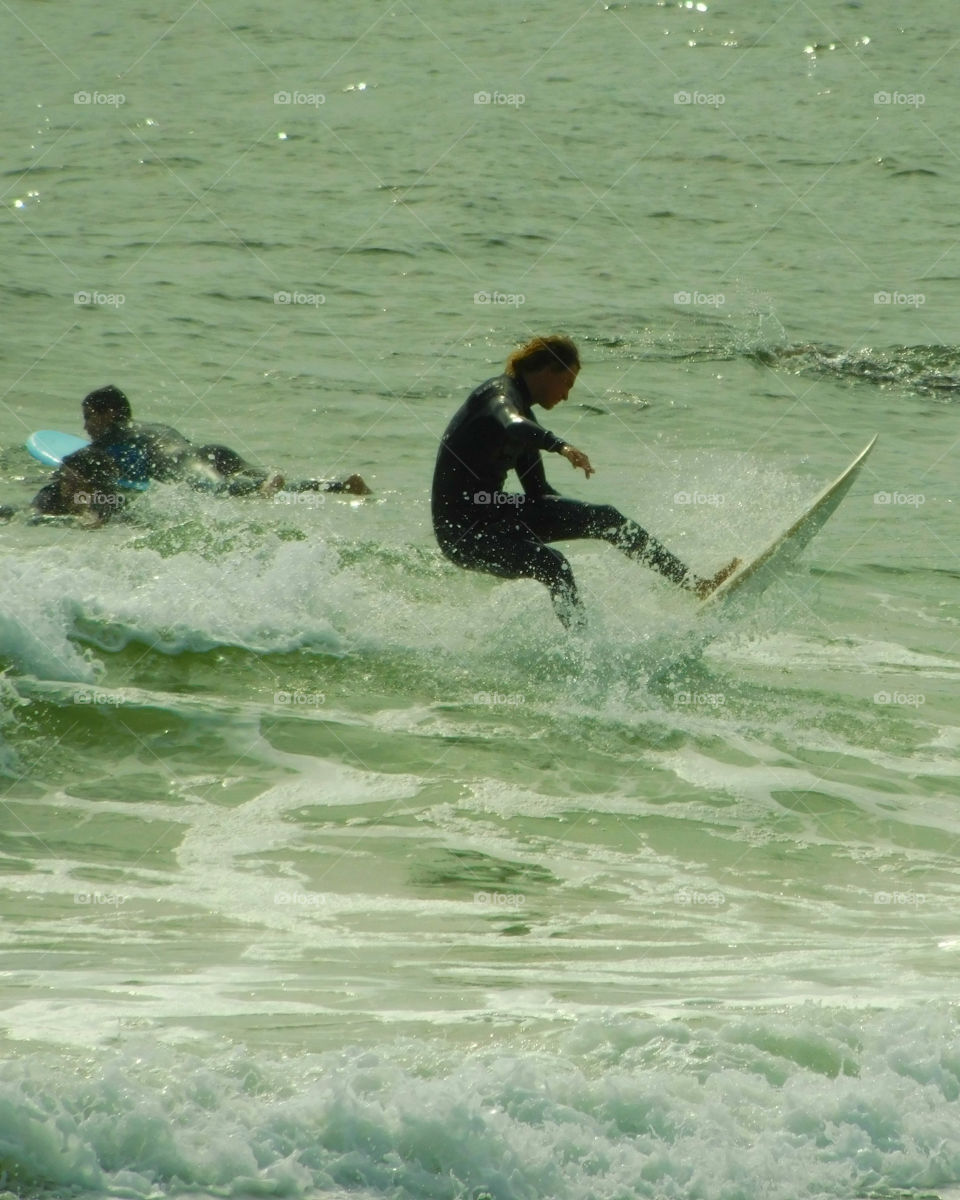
[431,335,738,628]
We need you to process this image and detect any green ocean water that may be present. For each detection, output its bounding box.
[2,3,960,1198]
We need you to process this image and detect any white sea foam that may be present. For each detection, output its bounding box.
[3,1008,960,1200]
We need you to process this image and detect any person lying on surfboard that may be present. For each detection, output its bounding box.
[31,446,127,526]
[431,334,739,629]
[80,385,371,496]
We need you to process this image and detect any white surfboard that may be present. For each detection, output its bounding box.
[700,435,878,612]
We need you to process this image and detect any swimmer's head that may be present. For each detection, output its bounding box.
[82,385,131,439]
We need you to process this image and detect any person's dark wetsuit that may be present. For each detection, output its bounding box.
[431,373,694,626]
[89,420,194,485]
[31,446,126,523]
[90,424,354,495]
[189,445,358,496]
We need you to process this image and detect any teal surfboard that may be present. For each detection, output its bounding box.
[26,430,89,467]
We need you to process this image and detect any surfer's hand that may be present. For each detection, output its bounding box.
[695,556,741,599]
[560,444,594,478]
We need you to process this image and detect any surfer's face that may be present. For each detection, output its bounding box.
[529,366,579,410]
[83,405,120,440]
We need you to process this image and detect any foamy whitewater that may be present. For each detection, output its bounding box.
[3,2,960,1198]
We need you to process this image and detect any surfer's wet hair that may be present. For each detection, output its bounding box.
[82,384,131,421]
[505,335,580,378]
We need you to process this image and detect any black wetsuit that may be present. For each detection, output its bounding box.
[90,420,193,484]
[431,374,694,625]
[31,446,126,522]
[91,421,348,494]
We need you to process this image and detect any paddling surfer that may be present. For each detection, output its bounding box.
[81,386,371,496]
[81,386,192,484]
[431,335,738,628]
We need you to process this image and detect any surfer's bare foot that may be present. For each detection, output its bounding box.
[258,472,285,496]
[342,474,371,495]
[694,556,741,599]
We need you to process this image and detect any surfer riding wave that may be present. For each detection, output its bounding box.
[431,335,738,628]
